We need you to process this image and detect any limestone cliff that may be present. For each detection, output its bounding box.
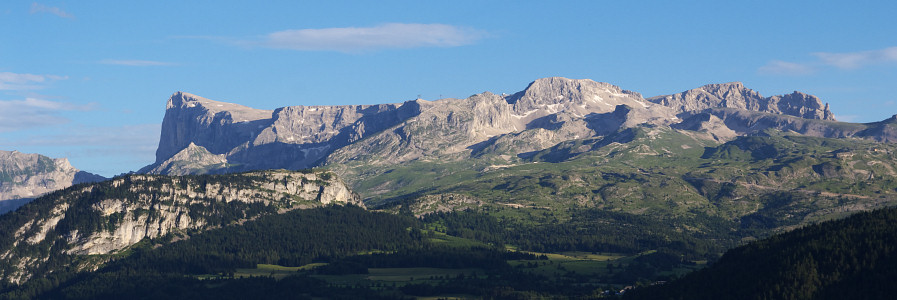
[155,92,275,163]
[647,82,836,121]
[145,92,421,174]
[0,170,360,284]
[148,78,680,175]
[143,77,893,185]
[0,150,105,213]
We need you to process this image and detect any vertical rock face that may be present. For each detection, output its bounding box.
[766,91,836,121]
[325,92,524,166]
[155,92,275,164]
[147,92,422,174]
[146,77,861,179]
[0,151,105,213]
[647,82,836,121]
[229,101,423,170]
[0,170,360,284]
[647,82,763,112]
[150,78,680,175]
[325,78,675,169]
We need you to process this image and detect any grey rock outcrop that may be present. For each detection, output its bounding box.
[145,92,421,174]
[690,108,897,142]
[326,78,677,173]
[0,170,360,284]
[648,82,836,121]
[141,142,229,175]
[148,78,680,175]
[0,150,105,213]
[672,112,738,141]
[507,77,650,117]
[144,77,890,187]
[155,92,274,163]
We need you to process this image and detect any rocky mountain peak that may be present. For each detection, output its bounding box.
[1,151,105,213]
[167,92,273,121]
[648,82,763,112]
[140,143,228,176]
[145,77,883,179]
[156,92,275,164]
[768,91,835,121]
[700,81,745,92]
[151,92,425,174]
[506,77,649,117]
[648,83,835,121]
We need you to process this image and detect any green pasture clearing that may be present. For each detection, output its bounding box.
[427,229,489,248]
[233,263,327,279]
[313,267,485,286]
[559,251,627,261]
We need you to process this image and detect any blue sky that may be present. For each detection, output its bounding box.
[2,0,896,176]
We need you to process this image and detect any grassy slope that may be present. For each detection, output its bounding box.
[342,126,897,240]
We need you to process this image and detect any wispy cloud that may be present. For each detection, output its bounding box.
[29,2,73,19]
[760,46,897,75]
[10,123,160,154]
[0,98,96,132]
[99,59,177,67]
[812,47,897,69]
[0,123,161,176]
[0,71,68,90]
[253,23,487,52]
[758,60,815,75]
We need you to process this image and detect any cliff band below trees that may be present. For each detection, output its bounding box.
[0,170,360,284]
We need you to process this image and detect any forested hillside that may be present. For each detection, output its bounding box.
[1,205,726,299]
[625,207,897,300]
[0,170,358,286]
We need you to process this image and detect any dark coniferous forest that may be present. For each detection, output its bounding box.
[625,207,897,300]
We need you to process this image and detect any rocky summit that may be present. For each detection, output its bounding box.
[0,151,105,213]
[142,77,890,178]
[646,82,836,121]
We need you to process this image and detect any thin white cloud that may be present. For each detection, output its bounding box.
[259,23,487,52]
[0,123,161,176]
[29,2,74,19]
[761,46,897,75]
[10,124,160,150]
[758,60,815,75]
[99,59,177,67]
[0,98,96,132]
[0,71,68,90]
[812,47,897,69]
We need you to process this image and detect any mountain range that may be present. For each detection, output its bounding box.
[142,78,852,176]
[1,77,896,298]
[136,77,895,202]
